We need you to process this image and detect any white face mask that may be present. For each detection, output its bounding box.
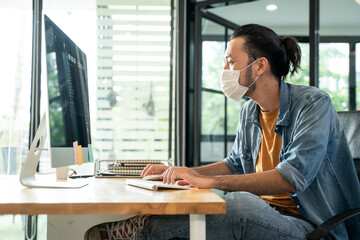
[220,59,259,102]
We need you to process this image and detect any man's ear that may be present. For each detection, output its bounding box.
[256,57,269,75]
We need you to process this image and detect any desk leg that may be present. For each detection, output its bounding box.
[190,214,205,240]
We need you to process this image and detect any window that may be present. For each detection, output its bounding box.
[289,41,354,112]
[202,41,224,90]
[200,19,226,164]
[0,2,32,239]
[200,20,244,164]
[95,0,174,161]
[288,43,310,86]
[201,90,225,162]
[0,7,31,176]
[319,43,350,111]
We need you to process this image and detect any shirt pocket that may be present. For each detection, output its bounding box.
[240,145,253,173]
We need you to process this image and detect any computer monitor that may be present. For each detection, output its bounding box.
[19,15,92,188]
[45,15,91,168]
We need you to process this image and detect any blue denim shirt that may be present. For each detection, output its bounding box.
[224,81,360,239]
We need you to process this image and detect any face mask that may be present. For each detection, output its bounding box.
[220,59,259,102]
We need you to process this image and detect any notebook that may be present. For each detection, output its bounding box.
[96,160,165,177]
[125,179,190,191]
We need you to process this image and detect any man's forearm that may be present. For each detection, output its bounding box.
[191,161,233,176]
[209,169,296,195]
[177,162,296,196]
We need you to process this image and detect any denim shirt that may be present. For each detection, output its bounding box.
[224,81,360,239]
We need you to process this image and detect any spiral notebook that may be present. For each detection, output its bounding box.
[95,159,167,178]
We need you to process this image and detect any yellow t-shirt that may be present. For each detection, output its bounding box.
[256,108,299,215]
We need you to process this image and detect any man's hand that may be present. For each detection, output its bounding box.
[141,164,169,177]
[162,166,213,189]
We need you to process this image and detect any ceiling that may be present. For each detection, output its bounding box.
[3,0,360,36]
[203,0,360,36]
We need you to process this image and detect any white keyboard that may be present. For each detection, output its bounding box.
[125,179,190,191]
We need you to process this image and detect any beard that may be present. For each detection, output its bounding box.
[244,67,256,97]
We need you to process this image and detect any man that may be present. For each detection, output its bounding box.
[86,24,360,240]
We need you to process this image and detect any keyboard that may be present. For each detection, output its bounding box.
[125,179,190,191]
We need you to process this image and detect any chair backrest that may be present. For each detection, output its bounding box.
[337,111,360,180]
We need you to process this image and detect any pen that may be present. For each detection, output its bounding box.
[69,174,94,179]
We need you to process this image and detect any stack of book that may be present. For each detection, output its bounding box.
[106,160,164,176]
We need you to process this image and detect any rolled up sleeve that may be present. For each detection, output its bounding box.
[276,94,334,193]
[223,134,244,174]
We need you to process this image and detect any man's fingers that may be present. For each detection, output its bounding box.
[141,164,152,176]
[176,180,190,186]
[142,164,168,176]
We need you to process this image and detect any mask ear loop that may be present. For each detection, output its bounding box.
[245,58,261,88]
[246,74,260,89]
[240,58,259,72]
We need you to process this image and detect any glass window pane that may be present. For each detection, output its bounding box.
[227,99,246,135]
[202,18,226,38]
[0,2,32,240]
[0,7,31,176]
[288,43,310,85]
[356,43,360,110]
[201,138,225,163]
[201,92,225,135]
[319,43,349,111]
[201,92,224,163]
[226,98,247,153]
[95,0,173,160]
[202,41,225,90]
[201,18,227,164]
[0,215,25,239]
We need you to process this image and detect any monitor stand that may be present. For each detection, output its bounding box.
[19,114,88,188]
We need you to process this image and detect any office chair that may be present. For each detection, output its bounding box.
[307,111,360,240]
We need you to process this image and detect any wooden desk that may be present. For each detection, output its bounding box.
[0,175,226,239]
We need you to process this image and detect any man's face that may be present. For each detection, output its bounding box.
[224,37,256,96]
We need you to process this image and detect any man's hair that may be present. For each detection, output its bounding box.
[231,24,301,81]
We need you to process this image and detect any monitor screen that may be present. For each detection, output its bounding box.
[44,15,91,168]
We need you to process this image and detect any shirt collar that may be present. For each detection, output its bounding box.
[277,80,291,126]
[246,80,291,127]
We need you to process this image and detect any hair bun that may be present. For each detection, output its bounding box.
[281,36,301,77]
